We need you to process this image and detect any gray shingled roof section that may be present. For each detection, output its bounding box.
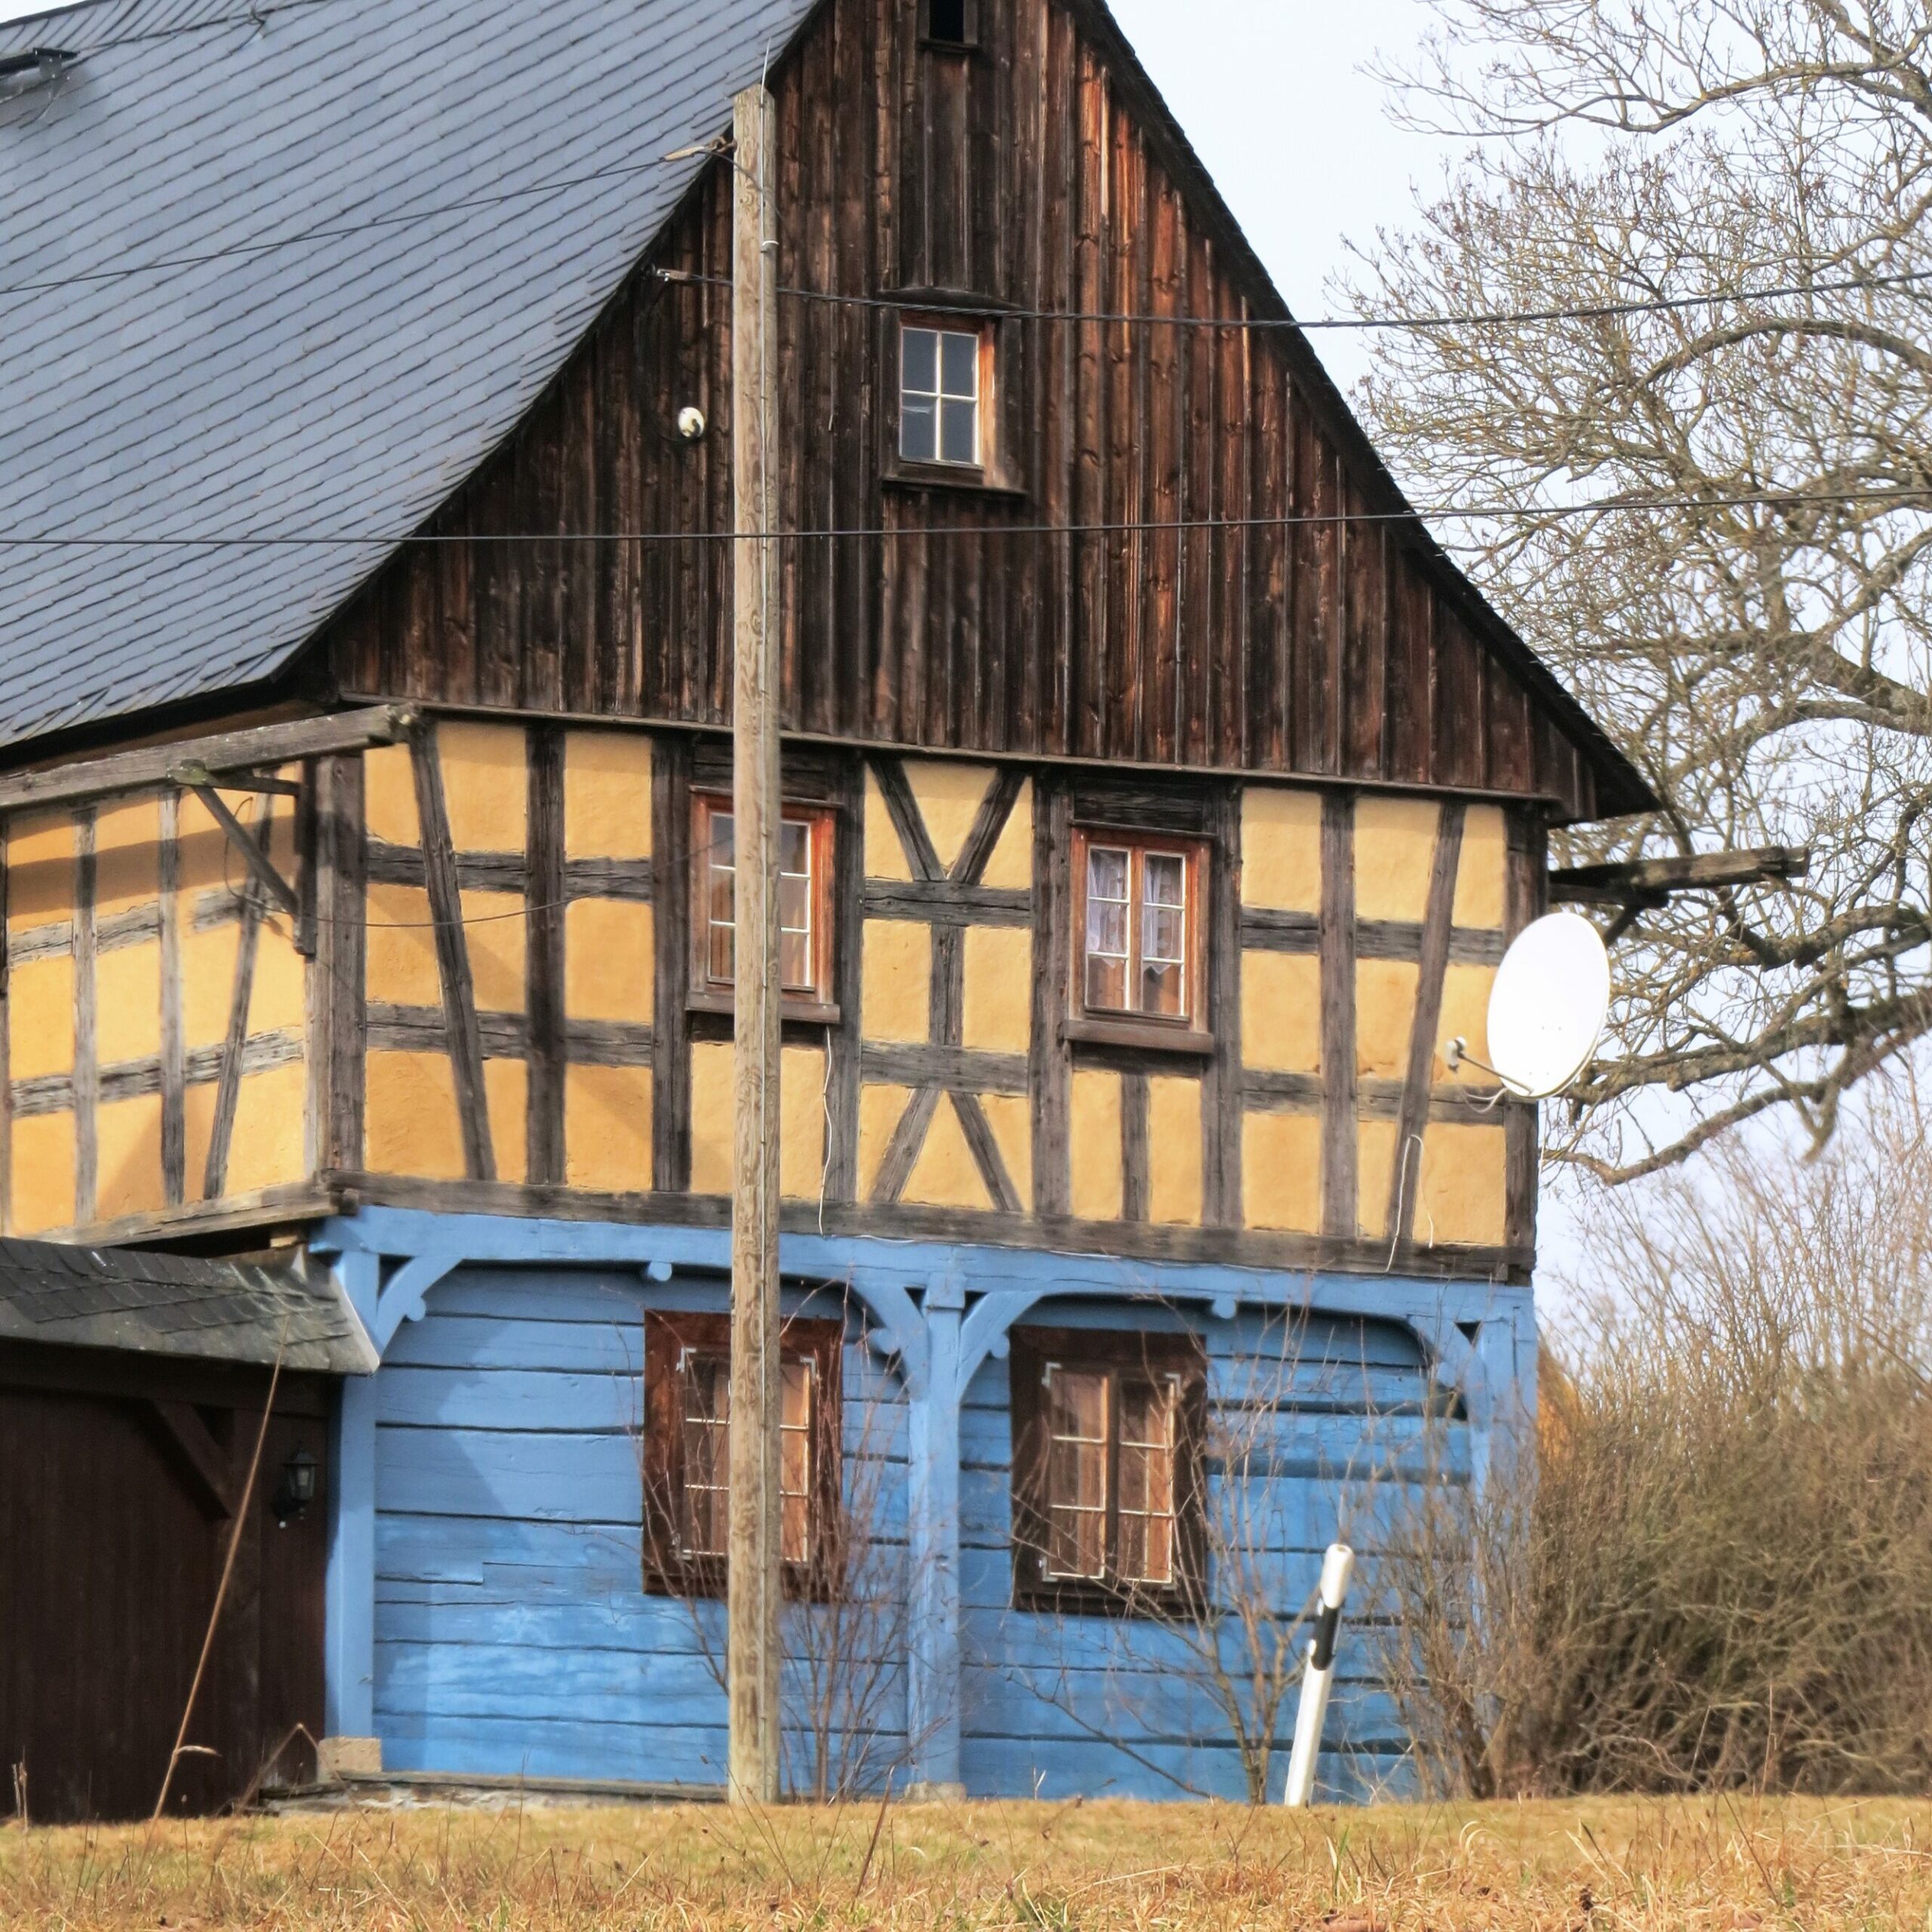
[0,0,816,749]
[0,1236,378,1372]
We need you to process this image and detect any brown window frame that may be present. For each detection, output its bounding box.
[1008,1326,1208,1617]
[688,792,840,1023]
[641,1309,844,1601]
[1067,825,1212,1055]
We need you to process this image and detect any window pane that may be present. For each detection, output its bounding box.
[903,327,939,395]
[1087,894,1128,961]
[1044,1367,1109,1580]
[706,810,736,986]
[1088,845,1129,904]
[1143,851,1185,910]
[940,329,979,397]
[681,1356,731,1559]
[940,397,978,466]
[780,1360,814,1566]
[780,819,811,878]
[901,397,938,463]
[1086,952,1128,1011]
[708,811,735,870]
[1140,958,1184,1017]
[1118,1379,1177,1586]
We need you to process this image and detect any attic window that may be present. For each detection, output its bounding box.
[922,0,976,48]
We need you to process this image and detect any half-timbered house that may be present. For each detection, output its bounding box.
[0,0,1652,1804]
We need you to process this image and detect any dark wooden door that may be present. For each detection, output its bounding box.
[0,1365,331,1823]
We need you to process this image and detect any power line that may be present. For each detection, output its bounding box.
[6,484,1931,548]
[17,0,361,61]
[663,263,1932,334]
[9,93,1932,338]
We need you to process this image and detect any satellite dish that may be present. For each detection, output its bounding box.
[1473,912,1611,1100]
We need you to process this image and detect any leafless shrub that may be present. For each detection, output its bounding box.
[1382,1096,1932,1795]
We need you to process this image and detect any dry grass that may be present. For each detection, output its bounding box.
[4,1797,1932,1931]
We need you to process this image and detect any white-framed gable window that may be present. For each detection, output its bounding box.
[900,321,983,468]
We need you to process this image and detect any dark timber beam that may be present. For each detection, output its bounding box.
[1550,846,1810,905]
[0,705,415,815]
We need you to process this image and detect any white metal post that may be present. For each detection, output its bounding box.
[1284,1542,1355,1807]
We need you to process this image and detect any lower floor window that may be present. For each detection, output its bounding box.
[1008,1326,1206,1611]
[642,1309,842,1595]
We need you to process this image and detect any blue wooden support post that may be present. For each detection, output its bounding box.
[906,1272,965,1797]
[323,1248,381,1765]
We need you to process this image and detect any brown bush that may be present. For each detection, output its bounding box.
[1381,1098,1932,1797]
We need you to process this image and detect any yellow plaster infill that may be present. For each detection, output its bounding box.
[1454,804,1509,931]
[174,791,236,896]
[226,1061,310,1196]
[1241,952,1321,1075]
[1069,1069,1124,1223]
[10,1111,76,1235]
[566,1063,653,1193]
[9,955,75,1081]
[1148,1076,1204,1226]
[248,924,309,1038]
[864,771,914,883]
[690,1044,828,1200]
[859,1083,912,1200]
[184,1082,219,1202]
[903,1092,992,1212]
[565,731,653,860]
[365,883,444,1009]
[93,798,161,919]
[862,921,931,1044]
[1241,1112,1322,1235]
[1353,798,1441,924]
[5,813,73,930]
[565,900,654,1024]
[1416,1122,1509,1248]
[1438,964,1497,1085]
[1355,959,1420,1082]
[689,1041,733,1195]
[364,743,422,848]
[95,1093,164,1223]
[461,890,526,1015]
[1357,1119,1401,1244]
[981,1092,1032,1211]
[1241,786,1322,913]
[780,1044,827,1203]
[95,941,162,1070]
[980,780,1033,890]
[181,923,242,1051]
[485,1058,529,1188]
[961,926,1032,1056]
[365,1051,466,1181]
[906,761,995,877]
[438,720,528,855]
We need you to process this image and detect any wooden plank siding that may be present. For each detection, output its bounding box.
[315,0,1640,829]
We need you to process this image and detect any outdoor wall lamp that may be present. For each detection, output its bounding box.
[272,1447,319,1527]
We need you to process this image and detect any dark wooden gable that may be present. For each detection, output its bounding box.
[318,0,1649,826]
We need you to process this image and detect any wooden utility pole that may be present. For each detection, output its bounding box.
[728,78,783,1810]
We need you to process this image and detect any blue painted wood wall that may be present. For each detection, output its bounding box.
[367,1257,1484,1801]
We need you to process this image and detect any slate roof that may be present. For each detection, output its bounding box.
[0,1236,377,1372]
[0,0,817,749]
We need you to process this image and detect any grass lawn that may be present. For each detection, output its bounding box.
[3,1797,1930,1930]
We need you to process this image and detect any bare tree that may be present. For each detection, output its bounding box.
[1349,2,1932,1177]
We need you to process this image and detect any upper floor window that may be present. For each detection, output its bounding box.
[1009,1327,1205,1611]
[900,321,983,469]
[690,792,838,1017]
[643,1310,843,1597]
[1071,827,1209,1044]
[921,0,977,48]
